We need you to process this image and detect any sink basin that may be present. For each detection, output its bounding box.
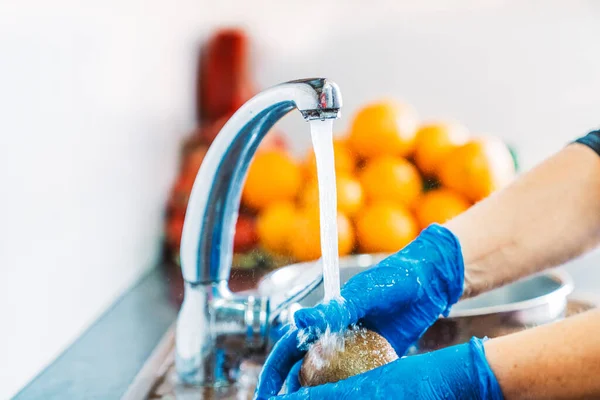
[123,327,262,400]
[123,254,595,399]
[124,295,595,399]
[259,255,576,352]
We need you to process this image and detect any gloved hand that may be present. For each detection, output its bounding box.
[255,224,465,399]
[279,337,504,400]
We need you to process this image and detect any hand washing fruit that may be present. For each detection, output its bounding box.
[299,326,398,387]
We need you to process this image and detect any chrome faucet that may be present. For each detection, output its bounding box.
[176,78,342,386]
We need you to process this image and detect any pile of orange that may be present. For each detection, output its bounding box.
[165,98,517,267]
[248,99,516,262]
[164,117,288,261]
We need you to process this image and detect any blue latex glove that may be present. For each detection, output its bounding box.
[255,224,465,399]
[278,337,504,400]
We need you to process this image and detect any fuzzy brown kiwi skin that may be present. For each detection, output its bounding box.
[299,328,398,387]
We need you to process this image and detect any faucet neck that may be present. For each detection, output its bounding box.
[180,102,294,285]
[175,78,342,387]
[179,79,341,285]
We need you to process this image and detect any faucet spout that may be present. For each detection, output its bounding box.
[176,78,342,386]
[180,78,341,285]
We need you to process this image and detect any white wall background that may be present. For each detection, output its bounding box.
[1,0,600,398]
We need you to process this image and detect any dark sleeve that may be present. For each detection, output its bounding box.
[574,130,600,157]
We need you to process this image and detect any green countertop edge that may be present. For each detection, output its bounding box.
[14,267,179,400]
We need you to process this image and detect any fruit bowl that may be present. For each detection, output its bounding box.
[164,98,519,273]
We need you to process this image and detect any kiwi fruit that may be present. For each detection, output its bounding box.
[299,327,398,387]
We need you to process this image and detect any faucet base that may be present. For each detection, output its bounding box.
[162,362,261,400]
[123,325,263,399]
[175,281,269,387]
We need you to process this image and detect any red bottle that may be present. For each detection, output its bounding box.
[197,29,255,124]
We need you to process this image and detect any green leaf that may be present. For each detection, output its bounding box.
[507,144,519,172]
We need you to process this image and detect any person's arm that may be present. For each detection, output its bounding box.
[256,131,600,400]
[485,308,600,399]
[273,310,600,400]
[445,138,600,297]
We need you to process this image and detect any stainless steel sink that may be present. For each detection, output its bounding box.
[123,327,262,400]
[122,257,597,399]
[124,296,596,399]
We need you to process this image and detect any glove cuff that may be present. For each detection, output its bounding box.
[470,337,504,400]
[412,224,465,316]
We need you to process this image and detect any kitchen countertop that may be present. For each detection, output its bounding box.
[14,266,178,400]
[13,263,267,400]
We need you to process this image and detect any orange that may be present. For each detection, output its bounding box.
[303,138,357,179]
[289,209,355,262]
[348,100,419,158]
[414,122,469,176]
[242,150,302,210]
[415,189,471,229]
[297,181,319,209]
[298,174,364,216]
[256,201,297,255]
[355,202,418,253]
[359,155,422,208]
[439,137,516,202]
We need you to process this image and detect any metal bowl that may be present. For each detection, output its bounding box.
[257,254,574,352]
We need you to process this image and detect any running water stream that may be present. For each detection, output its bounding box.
[309,119,341,302]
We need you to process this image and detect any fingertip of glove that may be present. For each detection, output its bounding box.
[285,360,303,394]
[293,299,343,330]
[292,308,312,326]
